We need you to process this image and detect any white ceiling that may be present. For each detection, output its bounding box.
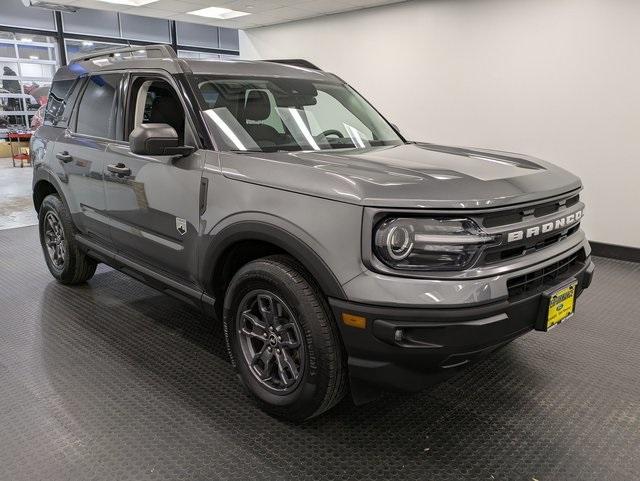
[41,0,408,29]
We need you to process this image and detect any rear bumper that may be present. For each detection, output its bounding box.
[329,257,595,399]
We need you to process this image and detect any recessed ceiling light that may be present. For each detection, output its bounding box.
[187,7,250,19]
[96,0,159,6]
[21,37,33,42]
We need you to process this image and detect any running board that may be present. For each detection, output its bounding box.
[75,234,215,314]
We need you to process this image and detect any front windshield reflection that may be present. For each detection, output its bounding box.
[196,76,403,153]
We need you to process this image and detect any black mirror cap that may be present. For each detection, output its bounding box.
[129,123,194,157]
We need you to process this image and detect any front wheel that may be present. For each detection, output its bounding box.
[223,255,347,422]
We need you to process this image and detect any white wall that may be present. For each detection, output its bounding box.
[240,0,640,249]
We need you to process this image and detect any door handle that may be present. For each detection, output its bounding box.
[56,151,73,163]
[107,163,131,177]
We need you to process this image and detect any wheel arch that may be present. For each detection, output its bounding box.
[201,220,347,306]
[32,169,68,213]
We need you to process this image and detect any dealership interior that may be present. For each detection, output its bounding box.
[0,0,638,480]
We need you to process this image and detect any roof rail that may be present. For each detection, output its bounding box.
[263,59,322,71]
[70,44,177,63]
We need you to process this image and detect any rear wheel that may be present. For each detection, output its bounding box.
[223,255,347,422]
[38,194,97,284]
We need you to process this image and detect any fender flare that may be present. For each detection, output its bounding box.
[200,219,346,300]
[32,167,71,213]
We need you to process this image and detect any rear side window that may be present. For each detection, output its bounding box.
[44,79,77,127]
[75,73,121,139]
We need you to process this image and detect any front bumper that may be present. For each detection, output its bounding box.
[329,256,595,401]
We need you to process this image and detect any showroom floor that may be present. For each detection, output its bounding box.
[0,158,37,231]
[0,226,638,481]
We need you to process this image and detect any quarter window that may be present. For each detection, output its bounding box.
[44,79,77,127]
[76,73,121,139]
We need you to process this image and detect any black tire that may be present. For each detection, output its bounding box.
[38,194,97,285]
[223,255,347,422]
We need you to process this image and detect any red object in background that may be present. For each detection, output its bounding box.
[31,104,46,130]
[8,132,32,168]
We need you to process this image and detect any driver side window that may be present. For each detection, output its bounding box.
[127,77,188,145]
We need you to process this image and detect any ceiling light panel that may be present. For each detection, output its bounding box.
[187,7,251,20]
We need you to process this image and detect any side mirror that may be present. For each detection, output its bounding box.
[129,123,194,157]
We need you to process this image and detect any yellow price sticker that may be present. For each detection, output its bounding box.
[547,281,577,329]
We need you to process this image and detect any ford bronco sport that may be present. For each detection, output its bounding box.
[32,45,594,421]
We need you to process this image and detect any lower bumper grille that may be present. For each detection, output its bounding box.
[507,250,584,298]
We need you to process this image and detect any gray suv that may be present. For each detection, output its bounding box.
[32,45,594,421]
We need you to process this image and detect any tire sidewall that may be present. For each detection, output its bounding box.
[224,261,330,417]
[39,196,72,278]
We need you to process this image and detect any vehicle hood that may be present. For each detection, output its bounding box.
[219,142,582,209]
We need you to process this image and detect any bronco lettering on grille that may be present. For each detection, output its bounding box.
[506,210,583,243]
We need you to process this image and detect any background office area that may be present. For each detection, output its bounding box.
[0,1,638,480]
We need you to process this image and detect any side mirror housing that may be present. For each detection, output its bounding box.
[129,123,194,157]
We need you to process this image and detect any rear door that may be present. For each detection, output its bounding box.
[103,72,204,285]
[61,72,124,244]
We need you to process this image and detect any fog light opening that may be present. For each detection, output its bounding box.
[394,329,404,343]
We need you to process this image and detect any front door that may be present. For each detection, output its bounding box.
[103,74,203,285]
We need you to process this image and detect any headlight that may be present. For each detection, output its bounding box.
[373,217,498,271]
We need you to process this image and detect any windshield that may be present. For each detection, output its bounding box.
[195,76,404,152]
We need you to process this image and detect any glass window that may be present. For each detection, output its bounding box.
[0,94,24,112]
[219,28,239,51]
[120,13,170,43]
[0,61,20,79]
[0,32,58,138]
[44,79,76,127]
[1,71,21,93]
[23,80,51,111]
[76,74,121,139]
[0,42,17,59]
[62,9,120,37]
[0,113,27,130]
[305,91,372,138]
[18,62,56,79]
[65,39,126,62]
[17,44,57,61]
[0,0,56,31]
[196,77,403,152]
[176,22,220,49]
[127,79,185,143]
[177,50,221,60]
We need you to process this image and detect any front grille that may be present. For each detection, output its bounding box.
[478,192,582,265]
[483,223,581,264]
[482,194,580,229]
[507,250,584,298]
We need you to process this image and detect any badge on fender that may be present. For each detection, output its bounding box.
[176,217,187,236]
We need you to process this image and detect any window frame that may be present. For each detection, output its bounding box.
[70,71,124,142]
[121,70,200,150]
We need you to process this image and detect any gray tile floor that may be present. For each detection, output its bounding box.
[0,225,638,481]
[0,157,37,231]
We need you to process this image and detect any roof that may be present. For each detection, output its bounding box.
[54,45,341,83]
[184,59,340,82]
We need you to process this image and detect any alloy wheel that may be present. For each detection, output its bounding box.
[237,290,305,394]
[44,211,66,270]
